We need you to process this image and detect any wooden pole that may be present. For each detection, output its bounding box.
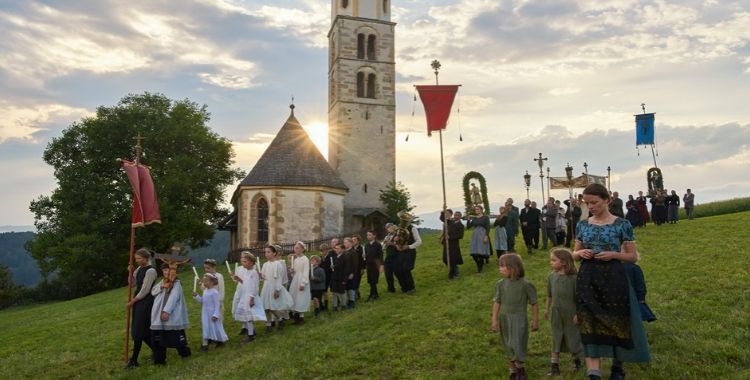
[124,226,135,363]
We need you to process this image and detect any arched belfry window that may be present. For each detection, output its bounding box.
[256,198,269,242]
[342,0,349,9]
[367,35,376,60]
[367,73,376,98]
[357,72,365,98]
[357,34,365,59]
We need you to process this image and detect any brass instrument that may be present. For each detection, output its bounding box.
[394,211,413,248]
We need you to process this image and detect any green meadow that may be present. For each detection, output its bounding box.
[1,212,748,379]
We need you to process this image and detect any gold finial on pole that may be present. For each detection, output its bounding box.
[431,60,441,85]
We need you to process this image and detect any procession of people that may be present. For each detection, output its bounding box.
[124,183,684,379]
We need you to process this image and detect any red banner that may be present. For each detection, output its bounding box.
[121,160,161,227]
[416,85,459,136]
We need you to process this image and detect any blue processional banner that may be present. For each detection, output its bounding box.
[635,113,655,145]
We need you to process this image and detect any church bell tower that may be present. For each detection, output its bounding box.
[328,0,396,228]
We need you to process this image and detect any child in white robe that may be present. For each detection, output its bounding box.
[231,252,266,343]
[260,245,294,333]
[289,241,311,324]
[193,273,228,351]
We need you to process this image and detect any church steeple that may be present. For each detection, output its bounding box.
[328,0,396,228]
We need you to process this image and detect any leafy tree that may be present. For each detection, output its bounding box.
[0,264,20,309]
[379,181,418,224]
[28,93,244,299]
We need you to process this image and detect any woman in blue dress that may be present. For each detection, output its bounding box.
[573,184,650,380]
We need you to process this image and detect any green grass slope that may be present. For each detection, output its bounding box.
[1,212,749,379]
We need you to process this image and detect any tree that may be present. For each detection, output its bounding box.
[0,264,20,309]
[28,93,244,299]
[379,181,418,224]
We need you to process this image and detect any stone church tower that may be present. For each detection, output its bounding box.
[328,0,396,228]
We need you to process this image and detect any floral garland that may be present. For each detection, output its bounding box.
[462,171,490,216]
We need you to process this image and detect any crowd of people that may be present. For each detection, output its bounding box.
[125,183,673,378]
[488,184,655,380]
[125,218,422,368]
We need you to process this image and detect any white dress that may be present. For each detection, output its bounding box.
[260,260,294,311]
[231,267,266,322]
[288,255,311,313]
[193,288,228,342]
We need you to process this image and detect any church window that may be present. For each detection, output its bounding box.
[363,184,368,193]
[367,35,376,60]
[256,198,269,242]
[342,0,349,9]
[357,34,365,59]
[367,73,376,98]
[357,72,365,97]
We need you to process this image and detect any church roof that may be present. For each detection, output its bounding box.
[240,107,348,191]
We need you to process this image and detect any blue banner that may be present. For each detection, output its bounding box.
[635,113,655,145]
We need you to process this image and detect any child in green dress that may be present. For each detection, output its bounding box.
[545,248,584,376]
[491,254,539,380]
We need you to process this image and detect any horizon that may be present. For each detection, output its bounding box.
[1,0,749,226]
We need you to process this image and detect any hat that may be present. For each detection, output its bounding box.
[397,211,413,222]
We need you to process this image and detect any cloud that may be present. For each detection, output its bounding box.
[0,101,91,142]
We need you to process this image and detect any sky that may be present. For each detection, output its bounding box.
[1,0,749,229]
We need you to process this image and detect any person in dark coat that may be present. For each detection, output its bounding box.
[440,209,465,279]
[505,198,520,253]
[363,231,383,301]
[519,200,539,254]
[126,248,157,369]
[330,243,350,311]
[563,198,582,247]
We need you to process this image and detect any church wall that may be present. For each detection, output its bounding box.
[320,191,345,238]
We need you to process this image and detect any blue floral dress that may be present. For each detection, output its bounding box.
[575,218,651,362]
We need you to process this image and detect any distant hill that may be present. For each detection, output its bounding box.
[0,225,34,233]
[0,232,40,287]
[186,230,230,266]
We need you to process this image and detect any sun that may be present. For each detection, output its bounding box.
[303,121,329,160]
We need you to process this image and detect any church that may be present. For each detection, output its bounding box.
[220,0,396,251]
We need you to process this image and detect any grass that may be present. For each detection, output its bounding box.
[1,212,749,379]
[680,196,750,220]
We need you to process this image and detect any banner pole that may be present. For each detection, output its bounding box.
[124,226,135,363]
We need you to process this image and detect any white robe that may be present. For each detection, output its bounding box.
[288,255,311,313]
[231,267,266,322]
[193,288,228,342]
[260,260,293,311]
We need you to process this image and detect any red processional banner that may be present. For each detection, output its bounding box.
[121,160,161,227]
[415,85,460,136]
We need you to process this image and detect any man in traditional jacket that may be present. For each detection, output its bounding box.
[519,199,540,254]
[504,198,520,253]
[440,209,465,279]
[609,191,625,218]
[683,189,695,220]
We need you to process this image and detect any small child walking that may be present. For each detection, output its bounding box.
[231,252,266,344]
[203,259,225,312]
[545,248,584,376]
[310,255,326,317]
[491,254,538,380]
[193,273,229,351]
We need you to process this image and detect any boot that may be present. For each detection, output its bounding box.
[240,334,255,344]
[199,345,208,352]
[610,366,625,380]
[124,359,138,369]
[547,363,561,376]
[574,358,582,371]
[238,328,248,336]
[277,319,286,330]
[215,341,225,348]
[516,367,527,380]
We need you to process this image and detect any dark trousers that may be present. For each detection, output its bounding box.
[543,227,557,248]
[384,258,397,292]
[471,255,485,272]
[151,329,191,364]
[396,251,416,292]
[521,226,534,249]
[506,231,516,252]
[368,282,378,298]
[531,227,539,248]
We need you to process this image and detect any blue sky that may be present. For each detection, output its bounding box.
[1,0,749,227]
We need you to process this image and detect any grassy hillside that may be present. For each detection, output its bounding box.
[1,213,748,379]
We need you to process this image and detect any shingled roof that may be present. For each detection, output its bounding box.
[240,107,348,190]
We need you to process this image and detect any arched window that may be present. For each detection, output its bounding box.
[357,34,365,59]
[367,73,376,98]
[363,184,368,193]
[357,72,365,97]
[256,198,269,242]
[342,0,349,9]
[367,35,376,60]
